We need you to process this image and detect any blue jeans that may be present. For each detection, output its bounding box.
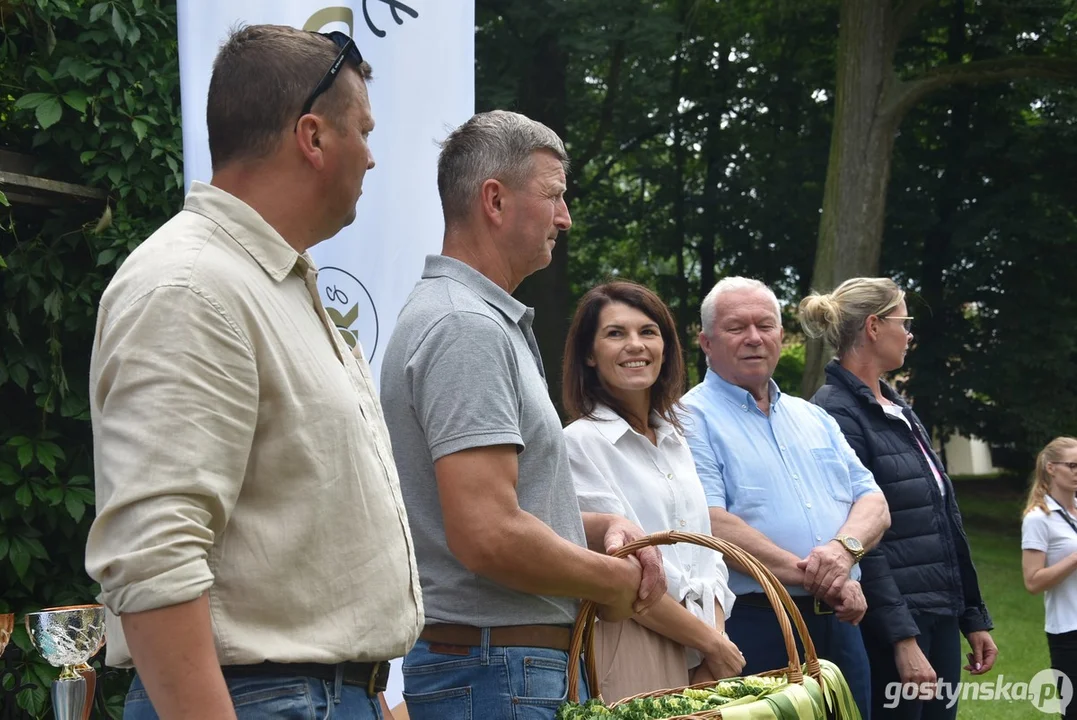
[123,671,384,719]
[726,602,871,720]
[401,634,589,720]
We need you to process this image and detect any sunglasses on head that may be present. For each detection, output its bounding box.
[294,31,364,131]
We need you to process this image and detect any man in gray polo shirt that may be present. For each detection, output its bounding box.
[380,110,665,719]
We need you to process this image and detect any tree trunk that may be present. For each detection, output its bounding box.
[511,30,570,411]
[801,0,902,396]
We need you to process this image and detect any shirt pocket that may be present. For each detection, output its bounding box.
[810,448,854,504]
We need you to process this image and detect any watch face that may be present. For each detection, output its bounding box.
[846,537,863,552]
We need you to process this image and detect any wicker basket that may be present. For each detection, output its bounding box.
[564,530,860,720]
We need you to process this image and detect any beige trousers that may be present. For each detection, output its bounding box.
[591,618,692,704]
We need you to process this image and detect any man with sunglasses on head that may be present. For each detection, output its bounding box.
[85,25,421,719]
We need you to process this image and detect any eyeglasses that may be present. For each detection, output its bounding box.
[1051,462,1077,472]
[881,315,914,332]
[294,31,364,131]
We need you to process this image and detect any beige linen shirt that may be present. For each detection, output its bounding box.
[85,182,423,667]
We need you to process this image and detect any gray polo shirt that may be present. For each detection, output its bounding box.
[380,254,586,627]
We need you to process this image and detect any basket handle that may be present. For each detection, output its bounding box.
[566,530,821,703]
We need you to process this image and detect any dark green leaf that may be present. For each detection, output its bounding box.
[17,444,33,469]
[89,2,109,22]
[62,90,89,112]
[65,494,85,523]
[112,7,128,42]
[6,309,21,343]
[0,536,8,560]
[107,166,122,185]
[22,537,48,560]
[35,443,56,473]
[132,118,148,142]
[43,289,63,321]
[14,484,32,508]
[9,364,28,389]
[97,247,118,266]
[35,96,62,129]
[13,92,52,110]
[0,463,18,486]
[69,487,96,504]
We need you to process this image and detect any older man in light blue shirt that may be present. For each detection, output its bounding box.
[682,277,890,719]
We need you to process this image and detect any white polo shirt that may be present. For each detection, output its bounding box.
[1022,495,1077,634]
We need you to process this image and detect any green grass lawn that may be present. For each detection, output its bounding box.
[951,478,1056,720]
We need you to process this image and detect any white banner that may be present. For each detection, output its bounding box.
[178,0,474,376]
[178,1,475,711]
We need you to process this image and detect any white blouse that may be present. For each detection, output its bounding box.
[564,404,736,657]
[1022,495,1077,634]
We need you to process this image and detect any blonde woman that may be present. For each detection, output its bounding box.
[799,277,996,720]
[1022,437,1077,720]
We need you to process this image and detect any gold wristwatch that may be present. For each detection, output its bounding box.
[833,534,865,563]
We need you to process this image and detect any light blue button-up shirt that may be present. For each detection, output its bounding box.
[682,369,881,595]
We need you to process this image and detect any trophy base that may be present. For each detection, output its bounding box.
[51,675,87,720]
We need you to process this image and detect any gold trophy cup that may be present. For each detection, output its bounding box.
[0,613,13,655]
[24,604,105,720]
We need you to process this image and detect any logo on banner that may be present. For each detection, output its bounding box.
[320,267,380,360]
[304,2,419,38]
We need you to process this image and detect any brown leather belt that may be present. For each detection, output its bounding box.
[420,624,573,651]
[221,661,389,697]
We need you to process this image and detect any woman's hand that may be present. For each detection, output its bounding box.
[894,638,936,688]
[699,632,746,681]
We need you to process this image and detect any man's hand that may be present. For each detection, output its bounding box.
[831,579,866,625]
[798,540,854,599]
[964,631,998,675]
[894,638,936,689]
[602,516,666,615]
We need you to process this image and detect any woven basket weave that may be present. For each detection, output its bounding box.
[565,530,837,719]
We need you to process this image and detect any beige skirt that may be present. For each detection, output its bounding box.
[591,618,691,704]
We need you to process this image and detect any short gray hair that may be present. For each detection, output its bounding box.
[700,276,782,337]
[437,110,569,225]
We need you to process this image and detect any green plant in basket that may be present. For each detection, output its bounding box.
[557,660,861,720]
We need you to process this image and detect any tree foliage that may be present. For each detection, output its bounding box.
[0,2,1075,715]
[1,0,181,715]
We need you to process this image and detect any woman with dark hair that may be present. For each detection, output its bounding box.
[562,280,743,703]
[799,277,996,720]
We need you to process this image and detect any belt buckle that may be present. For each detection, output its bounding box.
[813,598,834,616]
[367,661,382,697]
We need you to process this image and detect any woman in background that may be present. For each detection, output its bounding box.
[1022,436,1077,720]
[800,277,996,719]
[562,280,743,703]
